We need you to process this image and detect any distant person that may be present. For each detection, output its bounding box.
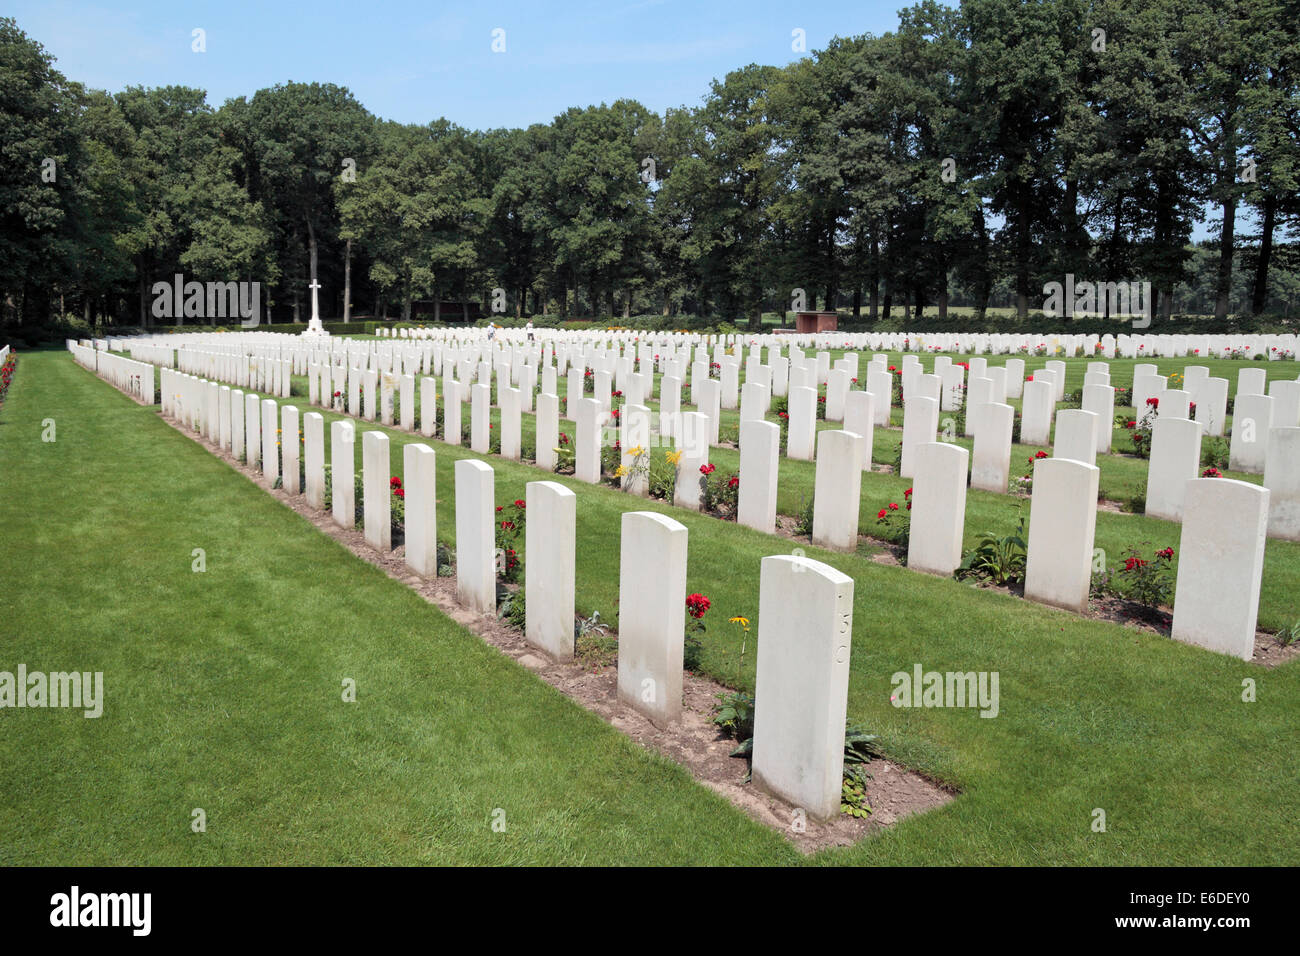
[486,321,497,341]
[526,320,535,343]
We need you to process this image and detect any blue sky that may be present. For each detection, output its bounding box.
[11,0,904,128]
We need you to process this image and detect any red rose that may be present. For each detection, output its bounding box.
[685,593,711,619]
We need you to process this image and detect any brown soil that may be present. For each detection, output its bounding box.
[160,412,956,853]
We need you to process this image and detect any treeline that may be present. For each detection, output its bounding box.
[2,0,1298,333]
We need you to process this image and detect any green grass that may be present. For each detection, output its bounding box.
[5,349,1300,865]
[0,351,794,865]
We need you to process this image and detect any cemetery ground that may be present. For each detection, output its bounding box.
[4,348,1300,865]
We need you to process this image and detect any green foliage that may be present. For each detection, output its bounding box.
[956,518,1028,585]
[498,587,525,631]
[712,692,755,749]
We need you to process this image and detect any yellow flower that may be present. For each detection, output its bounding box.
[613,465,628,477]
[729,616,750,628]
[628,445,645,457]
[666,449,683,465]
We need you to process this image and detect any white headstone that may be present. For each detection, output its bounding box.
[1172,478,1269,660]
[362,431,392,551]
[1264,426,1300,540]
[617,511,687,726]
[812,429,864,551]
[404,443,437,576]
[908,442,969,576]
[1053,409,1098,466]
[1145,417,1202,522]
[900,395,939,478]
[971,403,1014,493]
[281,405,300,494]
[525,480,577,661]
[454,458,496,615]
[738,420,780,533]
[1024,457,1099,613]
[751,554,854,821]
[304,412,325,509]
[331,419,355,528]
[1229,393,1273,473]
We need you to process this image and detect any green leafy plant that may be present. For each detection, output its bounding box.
[956,518,1027,585]
[498,587,525,630]
[1113,544,1176,613]
[712,691,754,752]
[794,494,814,537]
[1274,621,1300,647]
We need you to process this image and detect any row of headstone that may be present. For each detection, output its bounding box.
[152,355,859,822]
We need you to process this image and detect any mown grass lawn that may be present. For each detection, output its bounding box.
[0,351,795,865]
[5,349,1299,865]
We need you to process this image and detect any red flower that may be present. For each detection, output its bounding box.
[514,499,526,508]
[877,508,888,519]
[685,593,711,619]
[1157,547,1174,559]
[501,520,515,530]
[727,476,739,489]
[612,390,623,397]
[390,476,402,488]
[700,463,716,475]
[1202,467,1221,478]
[1035,450,1049,459]
[904,487,913,498]
[496,505,504,512]
[394,488,405,499]
[559,432,570,444]
[1146,397,1159,407]
[888,502,899,511]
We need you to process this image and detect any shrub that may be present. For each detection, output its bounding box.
[956,518,1028,585]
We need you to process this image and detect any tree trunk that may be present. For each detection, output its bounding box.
[1251,194,1277,315]
[1015,192,1031,320]
[343,237,352,322]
